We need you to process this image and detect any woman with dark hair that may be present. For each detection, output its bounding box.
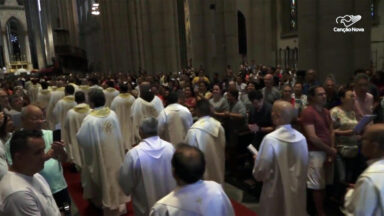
[240,82,256,111]
[196,81,212,100]
[330,87,359,183]
[209,84,229,114]
[183,85,197,113]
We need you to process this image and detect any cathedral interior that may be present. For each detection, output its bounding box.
[0,0,384,215]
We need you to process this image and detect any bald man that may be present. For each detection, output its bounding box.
[261,74,280,105]
[344,124,384,215]
[253,100,308,216]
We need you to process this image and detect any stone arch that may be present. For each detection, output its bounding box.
[5,16,26,62]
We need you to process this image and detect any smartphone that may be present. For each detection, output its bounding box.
[53,129,61,142]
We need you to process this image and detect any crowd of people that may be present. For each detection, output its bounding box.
[0,63,383,216]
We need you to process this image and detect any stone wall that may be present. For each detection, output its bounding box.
[371,0,384,71]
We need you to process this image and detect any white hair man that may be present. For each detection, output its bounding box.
[119,117,176,216]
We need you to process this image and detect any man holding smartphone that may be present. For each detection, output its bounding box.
[5,105,70,215]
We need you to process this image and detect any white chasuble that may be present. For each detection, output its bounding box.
[63,103,91,167]
[36,89,51,110]
[150,180,234,216]
[344,159,384,216]
[111,93,135,150]
[103,87,120,107]
[119,136,176,216]
[53,95,77,129]
[77,107,127,210]
[46,87,65,130]
[185,116,226,184]
[157,103,193,145]
[130,97,162,147]
[253,124,308,216]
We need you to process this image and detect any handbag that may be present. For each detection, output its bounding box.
[338,145,359,158]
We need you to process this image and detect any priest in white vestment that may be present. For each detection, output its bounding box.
[152,94,164,114]
[36,81,51,111]
[158,92,193,145]
[130,82,163,147]
[103,81,119,107]
[78,84,90,103]
[88,77,103,91]
[63,92,90,167]
[185,99,226,184]
[119,117,176,216]
[27,79,41,104]
[53,85,77,130]
[253,100,308,216]
[111,83,135,150]
[0,130,62,216]
[77,88,127,215]
[344,124,384,216]
[150,144,234,216]
[46,85,65,130]
[68,81,79,92]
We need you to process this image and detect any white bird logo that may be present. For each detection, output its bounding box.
[336,15,362,28]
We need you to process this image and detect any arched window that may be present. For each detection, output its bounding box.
[0,0,5,5]
[16,0,24,5]
[6,17,24,62]
[238,11,247,56]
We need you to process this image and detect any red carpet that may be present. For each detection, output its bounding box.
[63,163,257,216]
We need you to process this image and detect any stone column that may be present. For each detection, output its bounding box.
[248,0,276,66]
[24,32,32,69]
[223,0,240,71]
[163,0,181,73]
[127,0,141,72]
[111,0,131,73]
[24,0,46,68]
[2,33,10,67]
[40,0,56,65]
[148,0,165,73]
[298,0,371,83]
[188,0,207,70]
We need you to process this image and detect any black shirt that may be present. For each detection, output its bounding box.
[248,102,273,148]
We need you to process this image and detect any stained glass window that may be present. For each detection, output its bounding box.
[371,0,375,18]
[290,0,297,31]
